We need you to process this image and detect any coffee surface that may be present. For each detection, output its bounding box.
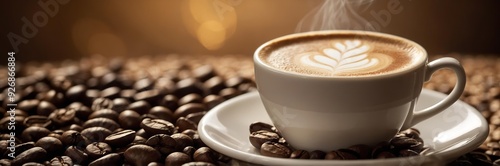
[259,33,423,76]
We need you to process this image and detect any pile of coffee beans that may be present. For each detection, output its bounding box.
[0,55,255,166]
[248,122,427,160]
[0,54,499,165]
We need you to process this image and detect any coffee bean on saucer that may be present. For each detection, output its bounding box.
[146,134,177,155]
[88,153,123,166]
[398,149,419,157]
[249,122,275,133]
[140,118,175,135]
[309,150,326,159]
[194,147,218,163]
[375,151,396,159]
[390,136,424,152]
[165,152,192,166]
[260,141,292,158]
[290,150,310,159]
[48,156,73,166]
[325,151,343,160]
[105,129,136,147]
[124,144,162,166]
[85,142,112,160]
[346,144,373,159]
[182,162,216,166]
[249,130,280,149]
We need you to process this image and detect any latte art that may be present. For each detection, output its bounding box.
[259,32,420,77]
[297,40,393,75]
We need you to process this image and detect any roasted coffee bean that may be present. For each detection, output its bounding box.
[66,85,87,102]
[182,129,197,139]
[225,76,250,88]
[105,129,136,147]
[20,162,44,166]
[176,117,198,132]
[149,106,175,123]
[467,151,493,166]
[155,77,176,95]
[120,89,137,101]
[48,156,73,166]
[13,142,35,155]
[89,109,119,121]
[371,141,390,158]
[134,78,154,92]
[260,141,292,158]
[17,99,39,113]
[174,103,206,120]
[64,146,88,164]
[185,112,206,125]
[91,98,113,111]
[111,98,130,113]
[67,102,92,121]
[178,93,203,106]
[124,144,161,166]
[219,88,240,99]
[192,134,206,148]
[119,110,141,130]
[165,152,192,166]
[376,151,396,159]
[193,147,218,163]
[36,101,57,116]
[133,135,147,144]
[134,90,162,105]
[140,118,175,135]
[23,115,51,128]
[249,130,280,149]
[398,149,419,157]
[146,134,177,155]
[101,87,121,99]
[35,136,63,155]
[249,122,275,133]
[85,142,112,159]
[127,100,152,115]
[182,162,216,166]
[81,127,112,142]
[290,150,310,159]
[1,116,25,131]
[390,136,424,152]
[175,78,206,98]
[88,153,123,166]
[203,95,224,109]
[82,117,120,131]
[193,65,216,82]
[203,76,226,95]
[49,108,76,126]
[159,94,179,112]
[346,144,372,159]
[136,128,151,139]
[21,126,51,142]
[171,133,194,151]
[183,146,196,157]
[325,151,343,160]
[11,147,47,165]
[60,130,85,146]
[38,90,64,107]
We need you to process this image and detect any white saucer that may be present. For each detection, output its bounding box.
[198,89,489,166]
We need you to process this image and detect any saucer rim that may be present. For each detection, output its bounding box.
[198,89,489,165]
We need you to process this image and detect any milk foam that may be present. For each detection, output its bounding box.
[296,40,393,75]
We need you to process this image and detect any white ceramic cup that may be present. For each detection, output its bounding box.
[253,30,466,151]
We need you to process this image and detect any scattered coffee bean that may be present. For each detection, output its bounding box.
[140,118,175,135]
[165,152,192,166]
[64,146,88,164]
[11,147,47,165]
[124,144,161,166]
[48,156,73,166]
[119,110,141,130]
[88,153,123,166]
[193,147,217,164]
[249,130,280,149]
[260,141,292,158]
[105,129,136,148]
[146,134,177,155]
[85,142,112,160]
[290,150,310,159]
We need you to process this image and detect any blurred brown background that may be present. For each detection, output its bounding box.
[1,0,500,63]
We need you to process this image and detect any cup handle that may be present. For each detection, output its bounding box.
[407,57,466,128]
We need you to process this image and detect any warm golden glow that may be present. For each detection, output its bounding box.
[182,0,238,50]
[87,33,127,57]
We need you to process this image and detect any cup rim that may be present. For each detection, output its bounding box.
[254,30,428,80]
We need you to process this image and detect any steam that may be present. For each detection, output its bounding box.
[295,0,376,32]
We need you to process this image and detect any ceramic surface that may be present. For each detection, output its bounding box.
[198,89,488,166]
